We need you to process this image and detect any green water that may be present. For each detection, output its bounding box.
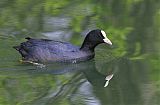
[0,0,160,105]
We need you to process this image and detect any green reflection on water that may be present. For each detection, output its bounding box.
[0,0,160,105]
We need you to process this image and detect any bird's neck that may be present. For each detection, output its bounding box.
[80,41,99,52]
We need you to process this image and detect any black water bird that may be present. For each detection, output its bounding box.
[13,29,112,63]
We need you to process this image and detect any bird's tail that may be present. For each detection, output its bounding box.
[13,45,21,51]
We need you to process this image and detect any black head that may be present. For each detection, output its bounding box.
[80,29,112,51]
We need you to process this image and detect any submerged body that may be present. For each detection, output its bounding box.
[14,29,112,63]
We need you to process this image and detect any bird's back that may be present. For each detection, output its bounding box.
[14,38,94,63]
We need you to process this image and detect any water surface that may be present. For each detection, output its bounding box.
[0,0,160,105]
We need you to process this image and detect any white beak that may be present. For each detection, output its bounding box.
[101,30,112,45]
[103,38,112,45]
[104,74,114,87]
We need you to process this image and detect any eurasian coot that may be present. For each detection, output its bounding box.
[13,29,112,63]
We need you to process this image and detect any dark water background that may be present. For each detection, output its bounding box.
[0,0,160,105]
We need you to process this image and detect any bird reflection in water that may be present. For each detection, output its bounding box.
[24,60,114,104]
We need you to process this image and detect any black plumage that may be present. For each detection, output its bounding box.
[13,29,112,63]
